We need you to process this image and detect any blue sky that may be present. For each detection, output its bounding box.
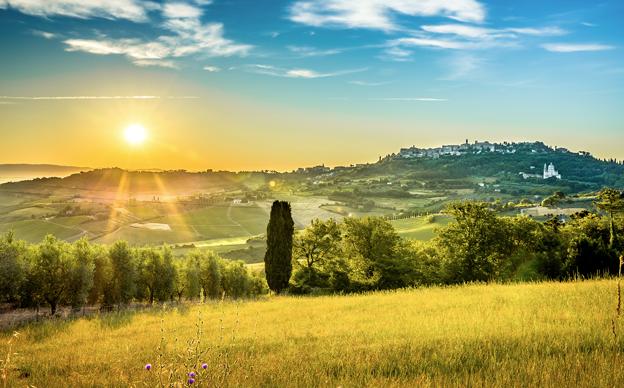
[0,0,623,170]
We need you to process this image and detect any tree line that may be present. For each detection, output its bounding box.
[0,236,267,315]
[263,190,624,294]
[1,190,622,313]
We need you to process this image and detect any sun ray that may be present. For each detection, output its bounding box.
[105,170,130,235]
[151,173,196,240]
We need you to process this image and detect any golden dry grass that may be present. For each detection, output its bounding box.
[2,279,623,387]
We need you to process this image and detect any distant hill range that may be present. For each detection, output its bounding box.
[0,167,269,195]
[0,164,90,184]
[1,141,623,196]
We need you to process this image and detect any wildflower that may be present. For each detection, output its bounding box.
[188,377,195,385]
[145,364,152,371]
[188,371,196,378]
[202,363,208,370]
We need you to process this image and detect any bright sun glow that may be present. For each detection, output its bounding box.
[124,124,147,145]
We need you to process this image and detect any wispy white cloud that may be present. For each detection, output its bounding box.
[32,30,56,39]
[542,43,614,52]
[288,0,486,31]
[421,24,500,39]
[439,53,484,80]
[162,2,202,19]
[369,97,448,102]
[203,65,221,72]
[383,23,564,60]
[389,37,474,50]
[61,2,251,67]
[381,46,413,61]
[244,64,366,79]
[287,45,342,57]
[64,38,171,59]
[0,0,158,22]
[421,24,565,39]
[133,59,178,68]
[0,95,198,100]
[7,1,249,68]
[349,80,390,86]
[506,26,566,36]
[161,23,252,58]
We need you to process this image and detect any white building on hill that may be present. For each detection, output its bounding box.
[543,163,561,179]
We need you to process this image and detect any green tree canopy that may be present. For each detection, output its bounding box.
[264,201,294,294]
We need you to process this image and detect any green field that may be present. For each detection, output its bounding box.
[93,226,199,245]
[0,206,56,221]
[391,214,452,241]
[152,205,263,236]
[1,279,621,387]
[0,192,30,208]
[49,215,95,227]
[87,204,268,247]
[0,219,84,242]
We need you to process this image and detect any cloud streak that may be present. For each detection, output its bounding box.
[421,24,566,39]
[0,0,158,22]
[541,43,614,52]
[289,0,486,31]
[382,23,566,61]
[0,95,199,101]
[349,80,390,86]
[244,64,366,79]
[369,97,448,102]
[287,45,342,57]
[31,30,56,39]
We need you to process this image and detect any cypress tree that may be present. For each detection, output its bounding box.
[264,200,294,294]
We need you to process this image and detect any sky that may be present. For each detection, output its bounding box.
[0,0,622,171]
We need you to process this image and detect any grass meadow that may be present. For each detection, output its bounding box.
[391,214,452,241]
[2,279,623,387]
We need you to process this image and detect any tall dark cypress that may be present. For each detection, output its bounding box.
[264,200,294,294]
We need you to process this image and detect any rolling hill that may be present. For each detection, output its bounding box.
[0,141,620,257]
[0,163,90,184]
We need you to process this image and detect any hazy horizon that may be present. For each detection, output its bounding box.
[0,137,620,173]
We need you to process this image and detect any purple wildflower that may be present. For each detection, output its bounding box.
[188,378,195,385]
[202,363,208,370]
[188,371,196,378]
[145,364,152,371]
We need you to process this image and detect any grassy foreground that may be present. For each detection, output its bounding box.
[2,280,623,387]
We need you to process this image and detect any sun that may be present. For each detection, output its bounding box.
[124,124,148,145]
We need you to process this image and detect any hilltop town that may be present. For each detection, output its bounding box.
[395,140,590,160]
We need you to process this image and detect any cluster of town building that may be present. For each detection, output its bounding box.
[396,140,572,180]
[397,140,547,159]
[396,140,591,160]
[399,140,508,159]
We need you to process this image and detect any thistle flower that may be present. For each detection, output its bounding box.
[145,364,152,371]
[201,363,208,370]
[188,378,195,385]
[188,371,196,378]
